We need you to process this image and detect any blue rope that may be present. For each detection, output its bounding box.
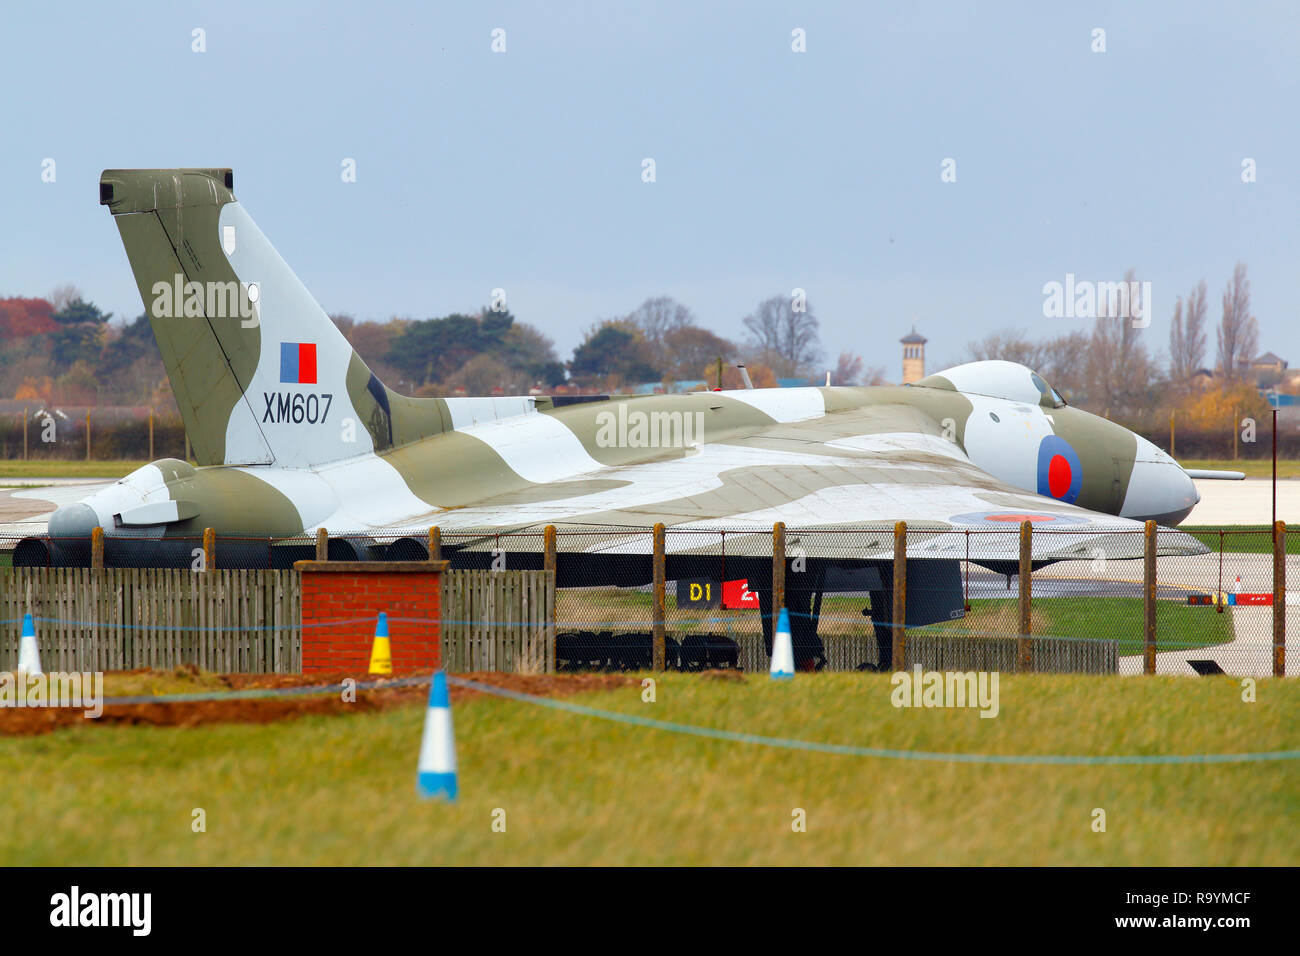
[92,672,1300,765]
[444,675,1300,766]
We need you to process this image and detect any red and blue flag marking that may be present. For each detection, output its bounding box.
[280,342,317,384]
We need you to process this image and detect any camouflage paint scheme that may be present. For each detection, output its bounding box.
[41,169,1206,570]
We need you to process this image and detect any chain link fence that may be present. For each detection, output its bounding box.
[0,520,1291,677]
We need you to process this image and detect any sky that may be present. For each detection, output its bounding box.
[1,1,1296,379]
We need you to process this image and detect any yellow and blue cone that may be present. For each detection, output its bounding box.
[369,611,392,675]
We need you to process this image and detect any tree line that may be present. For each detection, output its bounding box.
[960,262,1273,439]
[0,288,878,416]
[332,293,882,396]
[0,263,1273,448]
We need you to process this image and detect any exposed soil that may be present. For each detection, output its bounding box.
[0,669,637,737]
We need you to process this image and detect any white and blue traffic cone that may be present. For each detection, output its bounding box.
[417,671,458,800]
[17,612,41,675]
[770,607,794,680]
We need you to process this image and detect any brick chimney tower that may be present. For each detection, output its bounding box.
[900,327,927,384]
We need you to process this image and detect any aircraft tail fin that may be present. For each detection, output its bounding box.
[99,168,450,467]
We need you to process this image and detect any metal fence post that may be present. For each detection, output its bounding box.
[91,526,104,570]
[1274,520,1286,678]
[428,526,441,563]
[652,523,666,671]
[772,521,786,618]
[203,527,216,572]
[315,528,328,561]
[1144,520,1157,675]
[1018,520,1032,672]
[892,521,906,670]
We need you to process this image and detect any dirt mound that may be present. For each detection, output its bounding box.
[0,670,636,737]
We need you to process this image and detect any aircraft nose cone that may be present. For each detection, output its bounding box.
[49,503,98,539]
[1154,467,1200,525]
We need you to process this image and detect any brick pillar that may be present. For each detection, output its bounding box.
[296,560,449,674]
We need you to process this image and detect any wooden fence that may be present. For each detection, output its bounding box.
[0,567,1114,676]
[441,570,555,673]
[0,568,556,675]
[903,634,1118,674]
[0,568,300,673]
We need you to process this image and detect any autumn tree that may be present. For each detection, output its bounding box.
[0,297,59,340]
[660,325,737,381]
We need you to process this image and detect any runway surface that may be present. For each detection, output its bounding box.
[0,480,110,538]
[1186,476,1300,525]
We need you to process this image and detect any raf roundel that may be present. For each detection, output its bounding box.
[1036,435,1082,503]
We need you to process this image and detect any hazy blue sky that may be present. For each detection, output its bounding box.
[2,1,1296,378]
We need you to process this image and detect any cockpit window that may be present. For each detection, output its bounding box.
[1030,371,1066,408]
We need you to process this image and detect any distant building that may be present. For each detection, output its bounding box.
[900,327,927,384]
[1251,351,1289,376]
[1248,353,1289,387]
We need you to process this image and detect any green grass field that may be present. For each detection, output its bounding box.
[1179,525,1298,554]
[1178,458,1300,478]
[2,673,1296,865]
[0,459,153,479]
[916,597,1234,655]
[562,591,1232,654]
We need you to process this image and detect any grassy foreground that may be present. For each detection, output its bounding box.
[1,673,1296,865]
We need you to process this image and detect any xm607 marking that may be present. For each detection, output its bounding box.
[262,392,332,424]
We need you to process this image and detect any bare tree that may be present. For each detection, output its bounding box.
[831,351,863,385]
[1216,262,1258,380]
[1168,297,1186,382]
[1168,280,1208,383]
[828,352,887,386]
[47,284,81,312]
[1085,268,1156,419]
[961,328,1044,367]
[742,294,822,378]
[1035,330,1091,404]
[626,296,695,350]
